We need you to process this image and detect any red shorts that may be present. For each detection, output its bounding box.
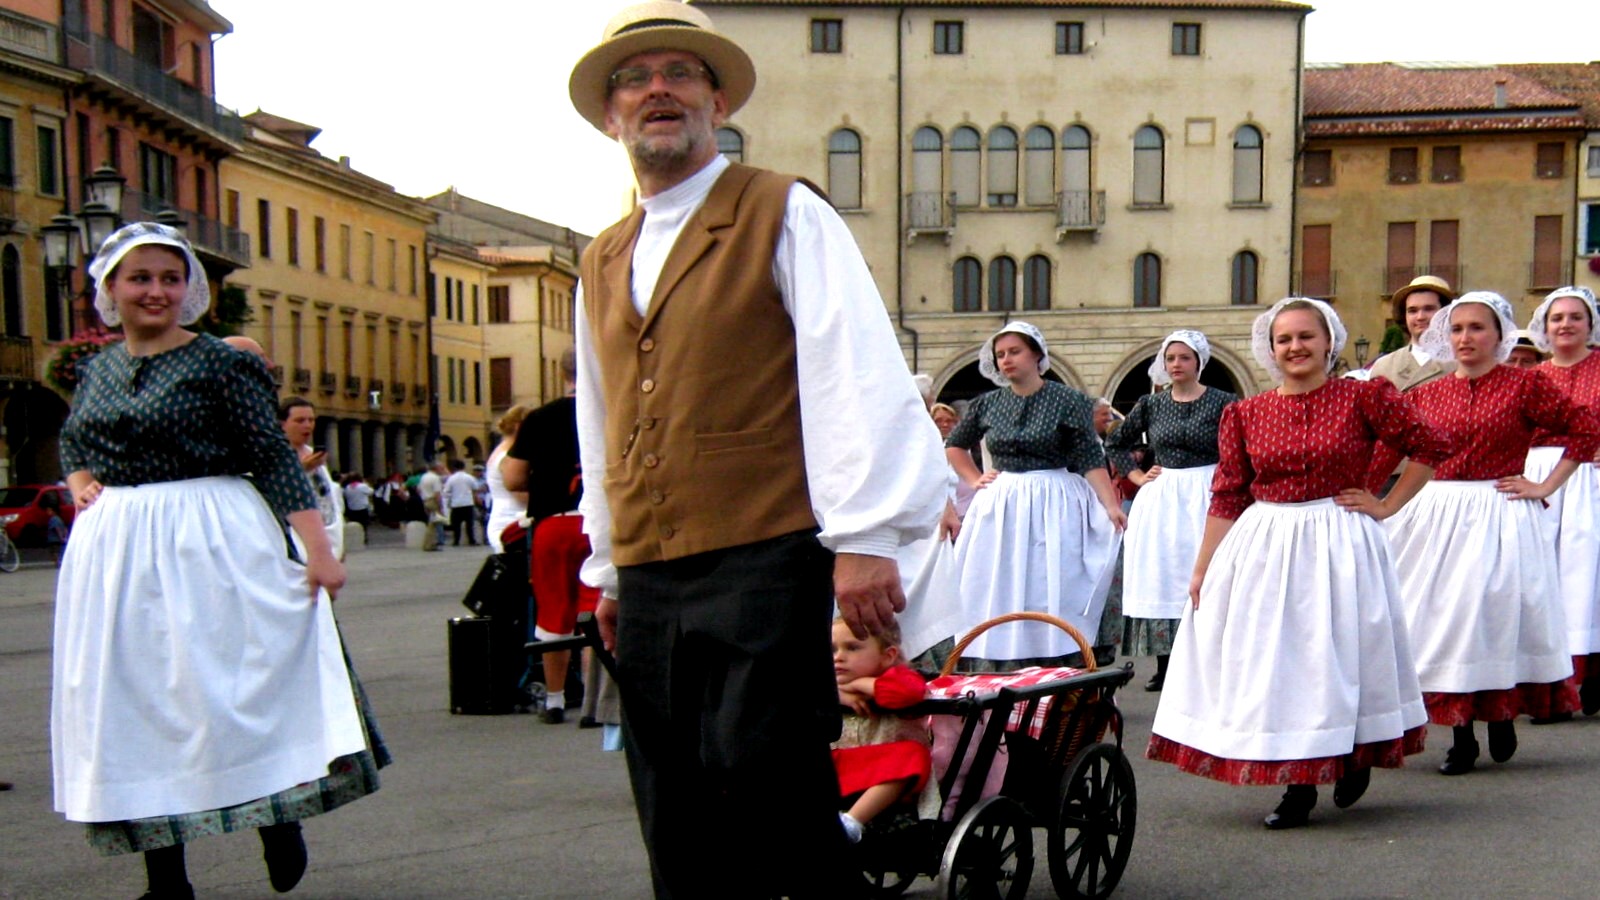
[832,740,932,798]
[532,514,600,636]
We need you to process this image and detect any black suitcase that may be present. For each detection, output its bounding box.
[448,615,524,715]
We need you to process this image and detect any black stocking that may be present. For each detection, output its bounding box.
[143,843,188,894]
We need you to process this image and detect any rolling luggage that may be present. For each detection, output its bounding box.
[448,615,524,714]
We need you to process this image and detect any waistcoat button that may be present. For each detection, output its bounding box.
[640,337,656,352]
[640,378,655,393]
[643,453,660,468]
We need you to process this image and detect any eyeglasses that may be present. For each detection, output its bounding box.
[607,61,713,92]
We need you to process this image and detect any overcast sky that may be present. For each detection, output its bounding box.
[208,0,1596,238]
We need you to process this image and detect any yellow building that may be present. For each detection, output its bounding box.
[698,0,1311,404]
[426,235,494,462]
[1507,63,1600,302]
[0,3,79,485]
[220,111,435,478]
[1298,64,1586,346]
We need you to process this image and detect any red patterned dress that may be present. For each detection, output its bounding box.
[1148,378,1449,785]
[831,665,932,797]
[1527,353,1600,688]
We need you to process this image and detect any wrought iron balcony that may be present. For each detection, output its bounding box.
[0,335,34,382]
[1529,259,1571,292]
[120,187,251,270]
[268,364,284,387]
[391,382,407,403]
[414,387,428,406]
[344,375,362,397]
[318,371,337,393]
[1381,265,1466,295]
[292,367,311,392]
[1057,190,1107,234]
[63,27,244,146]
[1293,270,1339,300]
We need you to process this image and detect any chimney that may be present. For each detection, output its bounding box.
[1494,78,1508,109]
[339,155,352,168]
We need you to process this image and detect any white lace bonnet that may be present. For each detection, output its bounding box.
[1418,291,1519,364]
[1527,286,1599,353]
[1250,297,1348,382]
[978,321,1051,387]
[88,221,210,328]
[1147,330,1210,386]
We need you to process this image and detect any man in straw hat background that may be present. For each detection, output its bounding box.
[567,2,949,895]
[1367,274,1458,392]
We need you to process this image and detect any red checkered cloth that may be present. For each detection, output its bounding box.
[926,667,1087,739]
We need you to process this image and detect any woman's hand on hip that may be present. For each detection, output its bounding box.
[1335,487,1389,520]
[1496,474,1551,501]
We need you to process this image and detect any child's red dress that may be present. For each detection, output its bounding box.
[831,664,932,797]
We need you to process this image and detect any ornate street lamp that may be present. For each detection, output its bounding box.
[1354,335,1371,367]
[78,202,120,257]
[154,208,187,235]
[84,164,126,214]
[42,214,80,273]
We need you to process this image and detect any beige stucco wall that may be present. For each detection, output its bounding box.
[429,246,494,462]
[705,4,1306,399]
[1298,133,1579,346]
[483,256,578,413]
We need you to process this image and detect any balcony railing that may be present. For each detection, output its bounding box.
[120,187,252,270]
[292,367,311,392]
[1382,265,1466,294]
[1057,190,1107,232]
[268,364,284,387]
[318,371,337,393]
[904,192,954,238]
[0,335,33,382]
[1293,270,1339,299]
[63,29,245,144]
[414,387,427,406]
[391,382,407,403]
[344,375,362,397]
[0,8,58,64]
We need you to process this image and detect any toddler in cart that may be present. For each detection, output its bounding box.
[831,618,933,843]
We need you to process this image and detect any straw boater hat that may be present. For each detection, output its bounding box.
[568,1,756,134]
[1389,274,1456,322]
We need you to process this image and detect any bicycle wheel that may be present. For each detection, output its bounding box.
[0,535,19,573]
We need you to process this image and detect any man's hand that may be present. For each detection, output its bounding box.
[596,596,619,653]
[834,553,905,640]
[300,450,327,473]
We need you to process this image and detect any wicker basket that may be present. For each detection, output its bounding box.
[940,611,1111,772]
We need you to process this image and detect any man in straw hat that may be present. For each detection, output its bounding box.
[1367,274,1458,392]
[567,2,949,896]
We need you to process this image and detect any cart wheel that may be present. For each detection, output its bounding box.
[860,865,917,898]
[1048,743,1137,900]
[939,795,1034,900]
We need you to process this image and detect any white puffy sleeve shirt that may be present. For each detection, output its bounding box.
[576,157,950,596]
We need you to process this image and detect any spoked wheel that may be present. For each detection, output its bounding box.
[939,795,1034,900]
[1049,743,1137,900]
[0,535,18,573]
[859,865,917,899]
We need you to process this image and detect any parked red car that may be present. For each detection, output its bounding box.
[0,485,75,546]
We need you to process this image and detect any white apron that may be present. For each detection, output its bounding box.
[52,477,366,822]
[1526,446,1600,656]
[1121,464,1214,620]
[1387,479,1572,692]
[1152,498,1426,761]
[949,470,1121,660]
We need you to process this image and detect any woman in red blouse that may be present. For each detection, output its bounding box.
[1380,292,1596,775]
[1148,298,1448,831]
[1524,286,1600,717]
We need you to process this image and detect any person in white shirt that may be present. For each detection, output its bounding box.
[416,461,445,551]
[277,397,344,561]
[568,5,949,896]
[341,474,374,544]
[442,459,480,547]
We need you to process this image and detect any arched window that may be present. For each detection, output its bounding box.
[1231,250,1259,305]
[1060,125,1093,224]
[988,256,1017,311]
[953,256,982,311]
[828,128,862,209]
[987,126,1018,207]
[1232,125,1263,203]
[910,126,943,227]
[1024,125,1055,206]
[951,126,981,207]
[1,245,21,337]
[716,127,744,164]
[1023,255,1052,310]
[1133,126,1165,205]
[1133,252,1161,307]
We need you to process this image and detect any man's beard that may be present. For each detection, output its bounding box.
[630,128,703,171]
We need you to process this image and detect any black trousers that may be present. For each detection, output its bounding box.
[616,531,857,900]
[449,506,478,545]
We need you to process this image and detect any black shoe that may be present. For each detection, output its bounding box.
[578,715,602,729]
[1487,720,1517,763]
[1530,712,1572,725]
[1144,673,1165,692]
[541,706,565,725]
[1263,785,1316,829]
[261,822,308,893]
[1439,728,1479,776]
[1332,766,1371,809]
[1582,676,1600,716]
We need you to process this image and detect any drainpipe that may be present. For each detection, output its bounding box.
[1289,13,1305,300]
[893,6,920,371]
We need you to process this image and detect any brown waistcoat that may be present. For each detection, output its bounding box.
[580,163,818,566]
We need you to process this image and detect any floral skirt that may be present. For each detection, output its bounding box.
[1122,616,1179,658]
[1423,683,1580,726]
[1146,726,1426,786]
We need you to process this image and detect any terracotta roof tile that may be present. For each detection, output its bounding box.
[1304,64,1578,117]
[1306,114,1587,139]
[1503,63,1600,128]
